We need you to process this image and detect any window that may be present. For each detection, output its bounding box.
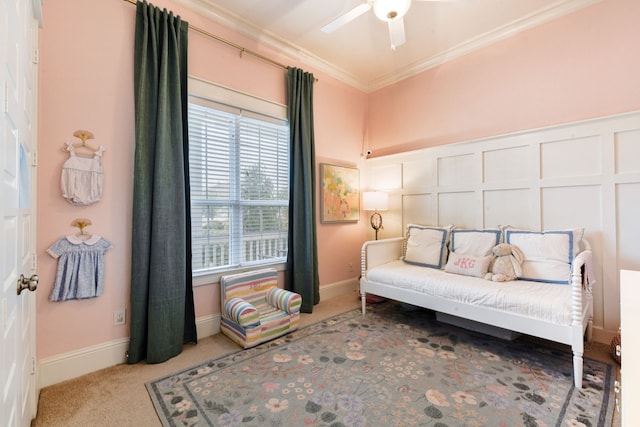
[188,81,289,275]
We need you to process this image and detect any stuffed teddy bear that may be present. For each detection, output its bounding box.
[485,243,525,282]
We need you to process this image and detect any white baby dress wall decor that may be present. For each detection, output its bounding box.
[47,218,112,302]
[61,129,105,206]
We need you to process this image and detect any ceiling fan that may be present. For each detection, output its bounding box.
[321,0,451,51]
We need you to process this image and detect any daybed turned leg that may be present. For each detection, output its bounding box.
[586,319,593,342]
[573,352,583,389]
[361,293,367,315]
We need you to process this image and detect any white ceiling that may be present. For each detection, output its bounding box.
[178,0,598,92]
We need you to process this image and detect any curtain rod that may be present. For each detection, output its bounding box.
[123,0,289,71]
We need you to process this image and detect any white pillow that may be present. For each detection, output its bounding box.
[445,252,492,278]
[505,228,584,284]
[450,229,501,257]
[403,224,453,269]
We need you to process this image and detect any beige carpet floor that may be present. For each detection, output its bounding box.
[32,296,620,426]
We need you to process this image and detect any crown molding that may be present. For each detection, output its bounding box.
[174,0,370,92]
[366,0,601,91]
[175,0,600,93]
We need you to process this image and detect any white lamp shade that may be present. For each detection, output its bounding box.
[362,191,388,211]
[373,0,411,21]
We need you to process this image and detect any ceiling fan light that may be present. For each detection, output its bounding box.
[373,0,411,22]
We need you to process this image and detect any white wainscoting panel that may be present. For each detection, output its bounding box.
[365,111,640,342]
[615,129,640,174]
[484,188,536,229]
[370,163,402,190]
[402,193,435,228]
[439,191,480,229]
[438,153,477,187]
[483,145,530,185]
[617,183,640,270]
[403,159,432,192]
[540,135,601,179]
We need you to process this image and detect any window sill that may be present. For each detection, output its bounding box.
[192,262,287,287]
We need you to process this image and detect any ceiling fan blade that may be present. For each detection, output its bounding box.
[321,2,372,33]
[388,18,406,51]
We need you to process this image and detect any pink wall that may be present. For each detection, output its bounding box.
[368,0,640,156]
[37,0,638,362]
[37,0,135,359]
[37,0,367,359]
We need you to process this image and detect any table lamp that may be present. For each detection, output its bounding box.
[362,191,388,240]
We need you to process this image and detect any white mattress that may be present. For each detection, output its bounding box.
[366,260,574,326]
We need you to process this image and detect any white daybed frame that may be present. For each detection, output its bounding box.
[360,237,594,388]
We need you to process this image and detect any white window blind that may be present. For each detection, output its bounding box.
[188,97,289,274]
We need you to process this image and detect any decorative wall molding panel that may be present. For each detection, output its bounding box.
[366,111,640,342]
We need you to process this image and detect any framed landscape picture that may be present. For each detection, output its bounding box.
[320,163,360,223]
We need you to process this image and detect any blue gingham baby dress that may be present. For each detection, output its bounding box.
[47,235,112,301]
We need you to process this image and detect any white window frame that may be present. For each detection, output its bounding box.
[188,77,288,286]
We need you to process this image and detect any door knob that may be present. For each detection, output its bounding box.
[17,274,39,295]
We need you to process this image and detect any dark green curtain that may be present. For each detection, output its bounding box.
[128,0,197,364]
[286,67,319,313]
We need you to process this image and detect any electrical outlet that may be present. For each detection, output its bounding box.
[113,308,126,326]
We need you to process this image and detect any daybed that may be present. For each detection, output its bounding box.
[360,225,594,388]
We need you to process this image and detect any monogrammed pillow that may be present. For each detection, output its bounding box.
[444,251,492,278]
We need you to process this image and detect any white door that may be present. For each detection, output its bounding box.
[1,0,40,426]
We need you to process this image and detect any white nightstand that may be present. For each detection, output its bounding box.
[619,269,640,426]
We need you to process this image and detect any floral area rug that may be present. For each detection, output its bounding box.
[146,302,615,427]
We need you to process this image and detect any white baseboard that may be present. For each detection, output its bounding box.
[37,277,359,389]
[320,277,359,300]
[196,314,220,338]
[38,337,130,389]
[38,314,221,389]
[592,326,616,346]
